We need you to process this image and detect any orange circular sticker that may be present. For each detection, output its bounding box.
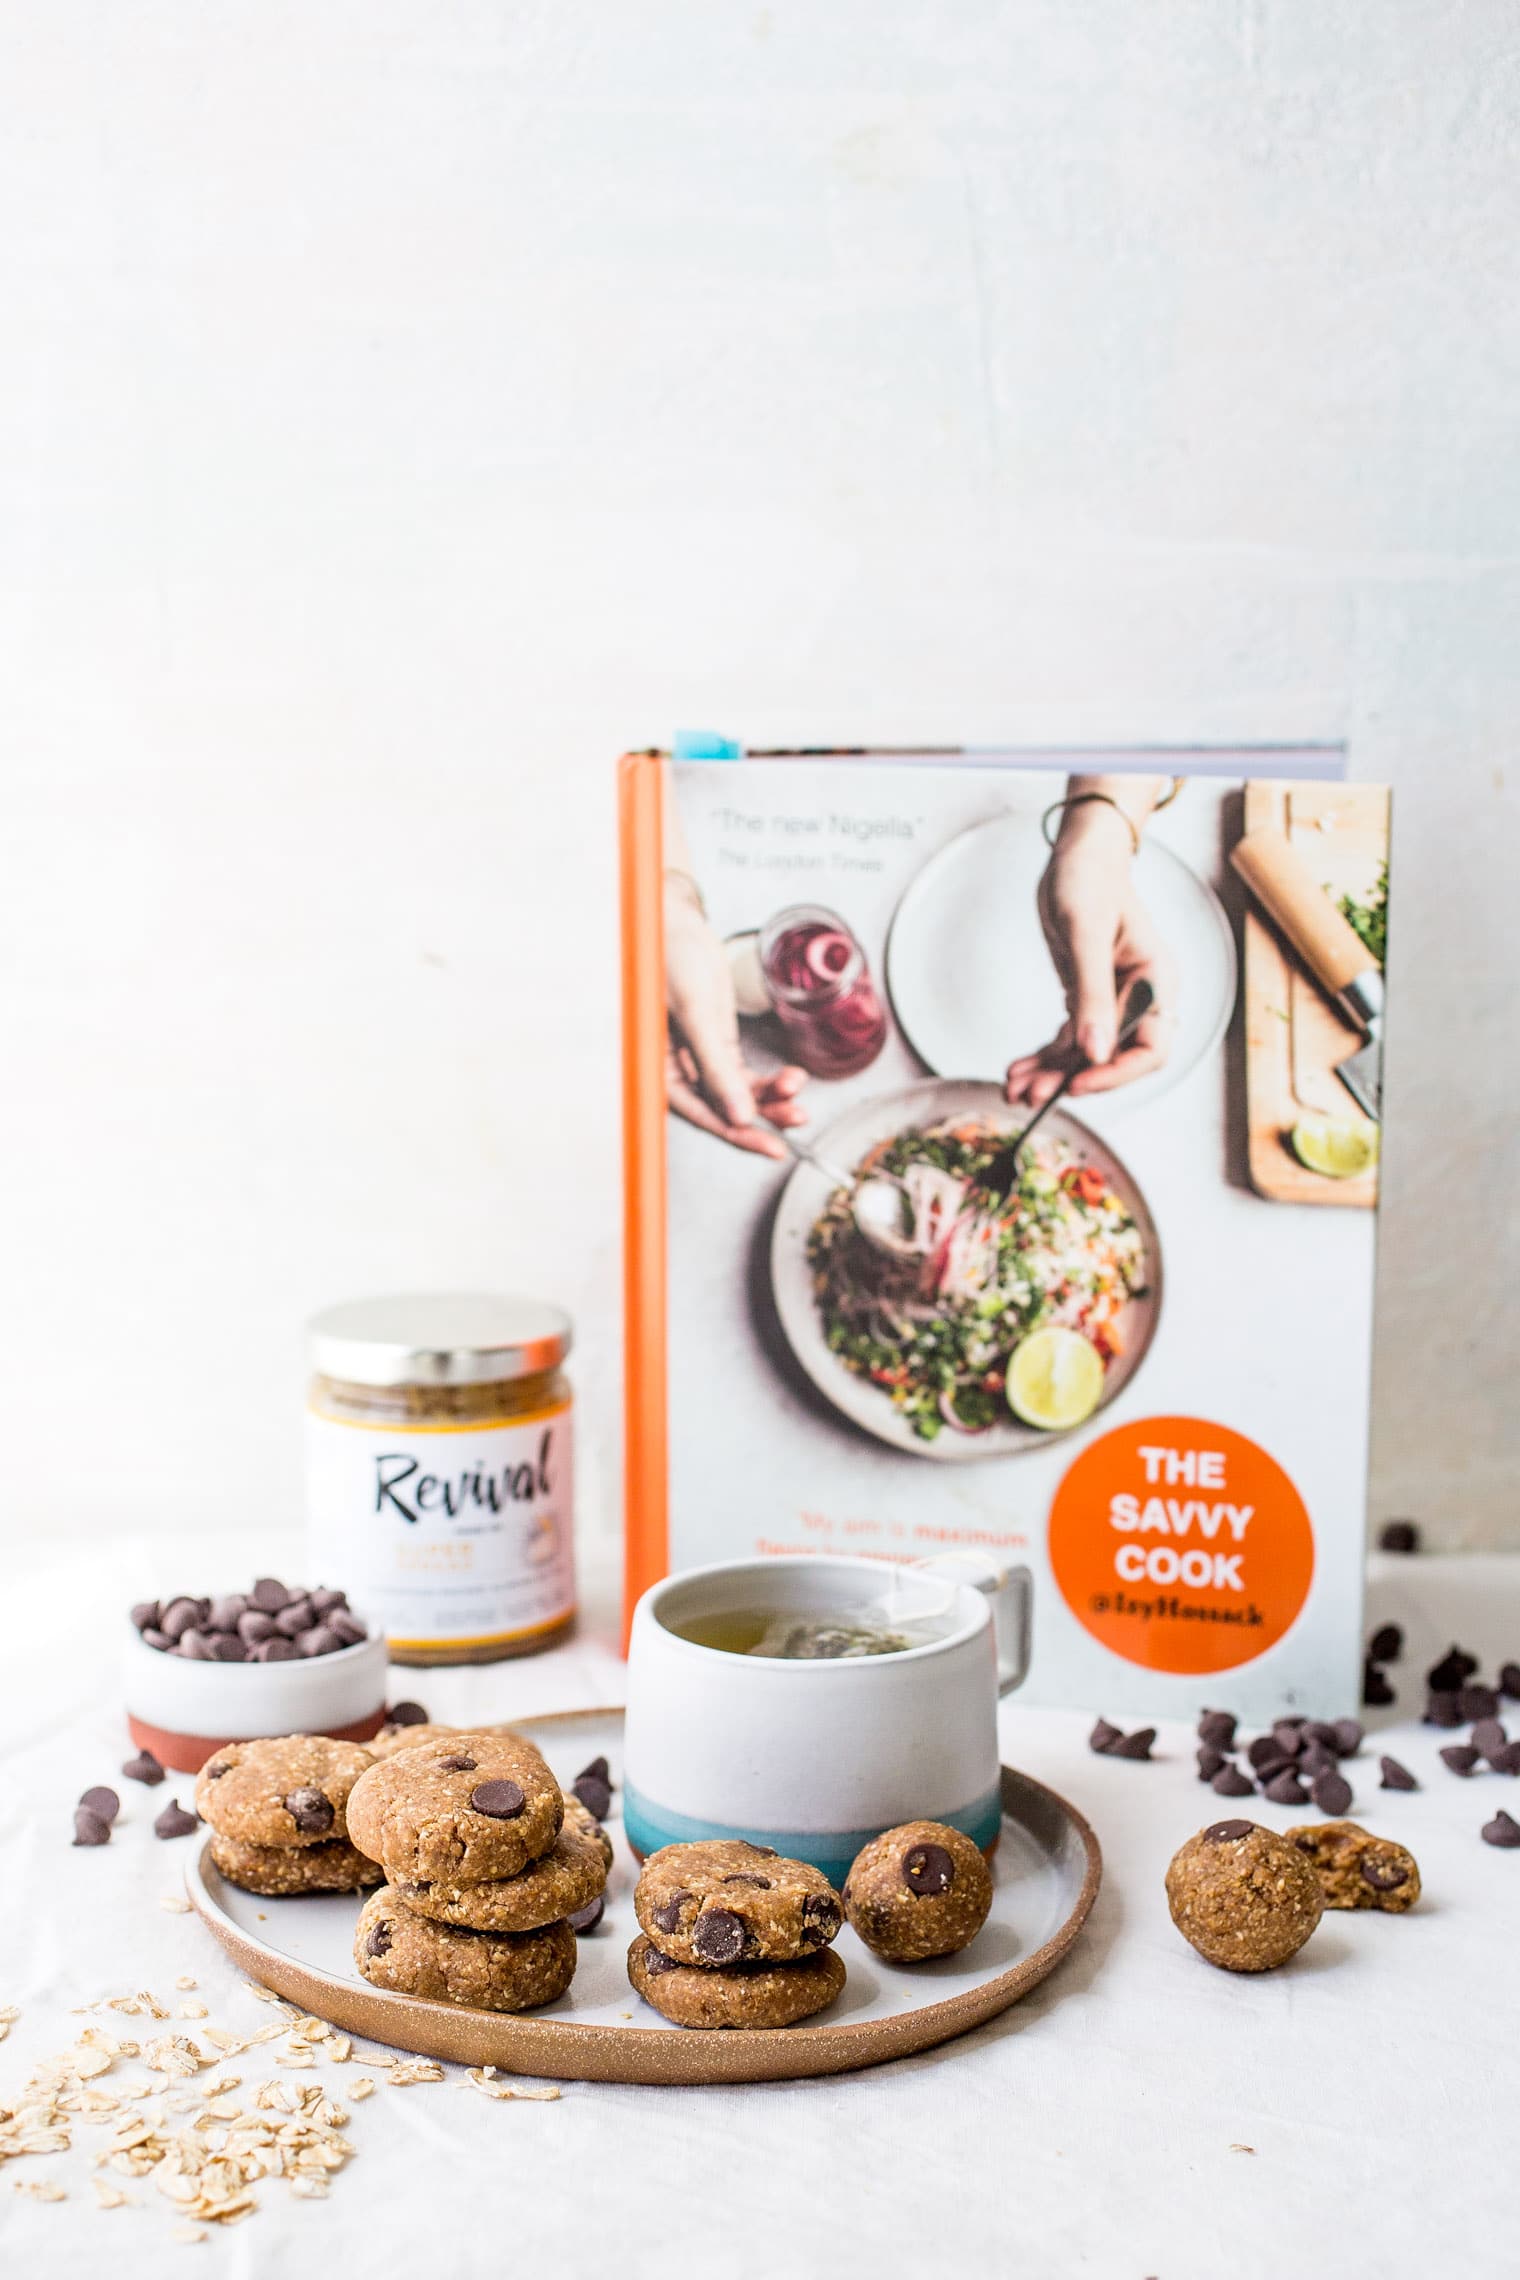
[1048,1416,1314,1675]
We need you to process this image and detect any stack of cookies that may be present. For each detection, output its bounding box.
[195,1736,383,1895]
[346,1732,608,2014]
[628,1840,847,2029]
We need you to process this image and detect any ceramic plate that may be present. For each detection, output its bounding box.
[769,1081,1162,1461]
[886,807,1237,1121]
[186,1708,1100,2087]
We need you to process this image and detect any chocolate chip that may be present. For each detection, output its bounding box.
[1378,1519,1420,1554]
[642,1947,680,1976]
[1460,1687,1501,1725]
[73,1806,111,1846]
[1302,1721,1340,1751]
[1088,1717,1123,1754]
[567,1895,605,1934]
[1311,1771,1353,1816]
[155,1801,199,1839]
[1247,1734,1287,1770]
[902,1841,956,1895]
[251,1637,298,1663]
[274,1600,314,1638]
[385,1700,429,1726]
[1331,1719,1363,1758]
[159,1597,202,1642]
[309,1588,349,1616]
[283,1787,335,1835]
[1379,1756,1417,1791]
[721,1873,773,1889]
[130,1600,160,1632]
[469,1780,525,1819]
[1197,1709,1237,1750]
[1363,1664,1396,1707]
[237,1609,276,1646]
[1210,1765,1254,1798]
[1427,1646,1479,1692]
[1500,1664,1520,1702]
[1492,1743,1520,1776]
[296,1626,340,1657]
[435,1755,478,1773]
[741,1843,778,1857]
[1298,1743,1338,1780]
[1481,1810,1520,1848]
[1440,1745,1481,1776]
[204,1759,231,1779]
[1251,1751,1293,1786]
[249,1577,291,1613]
[1423,1691,1462,1728]
[366,1920,392,1956]
[79,1786,120,1823]
[575,1755,610,1788]
[122,1750,165,1786]
[1263,1770,1308,1806]
[692,1909,746,1963]
[572,1774,613,1821]
[206,1594,247,1633]
[1367,1624,1403,1663]
[1471,1718,1509,1763]
[801,1894,842,1943]
[1111,1727,1156,1761]
[210,1635,247,1663]
[327,1613,367,1647]
[1271,1719,1308,1754]
[1204,1819,1255,1842]
[177,1630,215,1661]
[140,1628,172,1652]
[1359,1856,1408,1892]
[651,1892,691,1934]
[1197,1745,1227,1781]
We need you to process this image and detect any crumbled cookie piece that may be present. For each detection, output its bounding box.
[1286,1821,1420,1912]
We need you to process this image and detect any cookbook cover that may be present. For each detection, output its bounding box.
[621,745,1391,1721]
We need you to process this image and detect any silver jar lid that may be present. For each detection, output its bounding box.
[307,1293,572,1387]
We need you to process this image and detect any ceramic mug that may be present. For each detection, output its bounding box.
[622,1553,1030,1884]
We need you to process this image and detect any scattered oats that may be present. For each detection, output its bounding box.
[467,2067,560,2103]
[177,2003,209,2021]
[174,1978,197,1993]
[1230,2143,1256,2155]
[143,2037,207,2079]
[241,1984,292,2010]
[14,2177,67,2201]
[160,1897,192,1914]
[619,2010,632,2021]
[137,1993,170,2021]
[275,2054,316,2070]
[327,2036,352,2063]
[105,1998,141,2017]
[0,2007,18,2043]
[384,2059,444,2087]
[205,2076,241,2096]
[171,2222,206,2243]
[290,2174,329,2200]
[347,2079,375,2101]
[92,2178,132,2209]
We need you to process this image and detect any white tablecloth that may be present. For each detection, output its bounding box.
[2,1536,1514,2280]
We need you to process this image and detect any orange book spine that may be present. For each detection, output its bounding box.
[618,752,669,1647]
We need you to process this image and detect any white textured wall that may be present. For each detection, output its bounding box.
[2,2,1515,1553]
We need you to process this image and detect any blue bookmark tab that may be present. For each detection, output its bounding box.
[672,729,743,760]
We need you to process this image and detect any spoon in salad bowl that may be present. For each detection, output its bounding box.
[778,1135,921,1256]
[982,977,1156,1202]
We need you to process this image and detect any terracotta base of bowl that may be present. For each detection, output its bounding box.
[126,1707,388,1775]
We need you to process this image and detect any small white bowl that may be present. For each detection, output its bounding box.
[123,1622,389,1773]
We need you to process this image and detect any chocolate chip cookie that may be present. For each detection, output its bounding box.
[391,1816,607,1933]
[354,1889,577,2012]
[1165,1818,1324,1972]
[1286,1821,1421,1912]
[634,1840,842,1966]
[366,1722,474,1760]
[208,1830,383,1896]
[627,1933,846,2029]
[842,1821,994,1962]
[345,1732,562,1883]
[194,1736,375,1848]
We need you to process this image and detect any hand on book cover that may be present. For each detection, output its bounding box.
[665,871,810,1158]
[1004,776,1178,1109]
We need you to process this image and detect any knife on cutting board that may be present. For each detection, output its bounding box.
[1230,828,1383,1122]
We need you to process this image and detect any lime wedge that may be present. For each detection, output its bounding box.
[1290,1115,1379,1180]
[1007,1327,1106,1431]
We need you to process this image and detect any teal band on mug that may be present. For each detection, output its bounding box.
[622,1782,1003,1886]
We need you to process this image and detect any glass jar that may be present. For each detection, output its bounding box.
[759,902,888,1079]
[306,1294,575,1666]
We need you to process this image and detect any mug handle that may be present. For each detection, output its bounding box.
[914,1553,1031,1698]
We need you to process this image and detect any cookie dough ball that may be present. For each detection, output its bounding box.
[1165,1818,1324,1973]
[391,1815,607,1933]
[345,1732,562,1883]
[636,1840,842,1966]
[355,1890,577,2012]
[842,1821,993,1963]
[1286,1821,1421,1912]
[208,1832,383,1896]
[627,1934,846,2029]
[194,1736,375,1848]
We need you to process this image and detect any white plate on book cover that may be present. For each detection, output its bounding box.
[769,1080,1162,1461]
[185,1708,1100,2088]
[886,808,1237,1120]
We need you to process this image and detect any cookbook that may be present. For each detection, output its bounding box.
[620,741,1392,1720]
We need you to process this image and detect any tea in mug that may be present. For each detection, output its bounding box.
[668,1603,951,1660]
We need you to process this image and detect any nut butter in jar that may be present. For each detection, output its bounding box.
[306,1294,575,1666]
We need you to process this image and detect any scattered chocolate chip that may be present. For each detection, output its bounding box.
[1250,1751,1294,1786]
[1427,1646,1479,1692]
[1424,1691,1462,1728]
[1491,1743,1520,1776]
[1379,1755,1418,1791]
[1197,1709,1237,1750]
[79,1786,120,1823]
[470,1780,525,1819]
[721,1874,773,1889]
[1367,1624,1403,1663]
[122,1750,165,1787]
[651,1891,691,1934]
[1359,1856,1408,1892]
[237,1609,277,1646]
[249,1577,291,1613]
[572,1773,613,1821]
[1302,1721,1339,1751]
[386,1700,429,1726]
[1331,1719,1363,1758]
[1263,1770,1308,1806]
[1500,1664,1520,1702]
[1311,1771,1353,1816]
[692,1909,746,1963]
[130,1600,160,1632]
[1378,1519,1420,1554]
[73,1806,111,1846]
[1471,1718,1509,1763]
[1205,1819,1255,1842]
[1088,1716,1123,1754]
[1298,1743,1338,1780]
[435,1755,479,1773]
[1211,1764,1254,1798]
[1247,1735,1287,1771]
[1363,1663,1396,1707]
[1197,1745,1227,1781]
[567,1895,605,1934]
[1460,1686,1501,1724]
[154,1801,199,1840]
[1110,1728,1156,1761]
[366,1921,392,1957]
[283,1787,335,1835]
[1441,1744,1480,1776]
[575,1755,611,1788]
[902,1842,956,1895]
[642,1947,680,1975]
[296,1625,339,1657]
[1481,1810,1520,1849]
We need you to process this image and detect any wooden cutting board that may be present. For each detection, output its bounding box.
[1239,781,1388,1208]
